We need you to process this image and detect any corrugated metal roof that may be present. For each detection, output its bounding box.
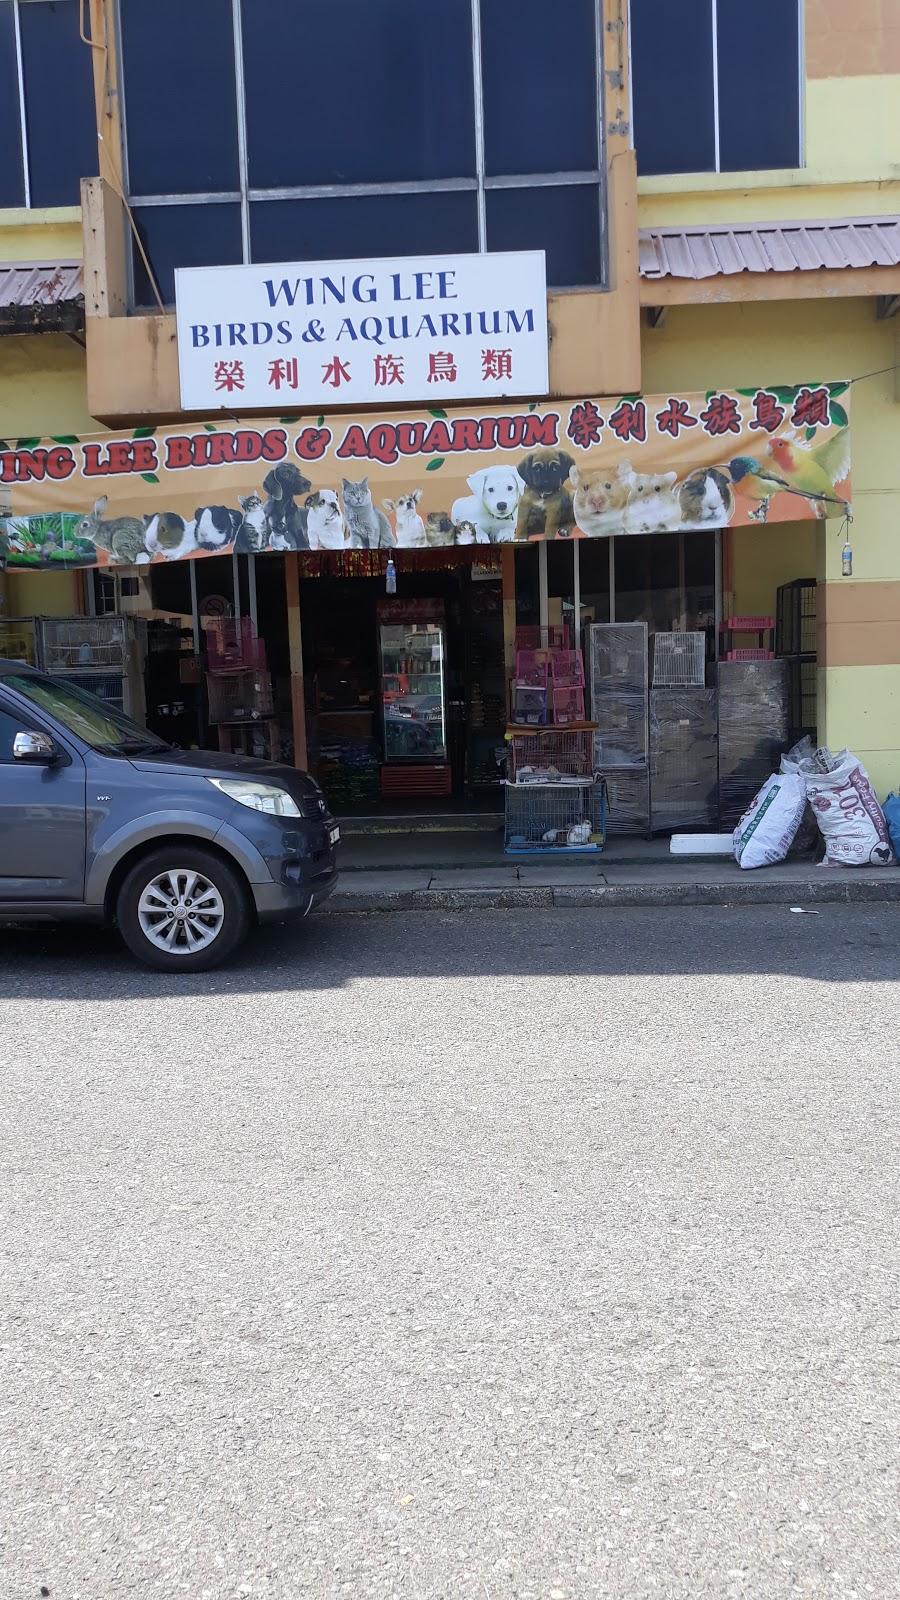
[639,217,900,280]
[0,260,84,335]
[0,260,82,307]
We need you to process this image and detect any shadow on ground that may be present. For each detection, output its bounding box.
[0,901,898,1002]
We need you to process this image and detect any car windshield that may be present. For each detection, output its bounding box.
[4,673,170,756]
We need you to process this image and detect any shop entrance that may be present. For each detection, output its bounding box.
[299,549,506,817]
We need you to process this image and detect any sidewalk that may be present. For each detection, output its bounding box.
[325,825,900,912]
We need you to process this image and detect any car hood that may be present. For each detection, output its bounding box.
[128,746,322,799]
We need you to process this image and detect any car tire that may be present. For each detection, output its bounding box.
[116,847,251,972]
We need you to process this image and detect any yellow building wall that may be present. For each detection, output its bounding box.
[0,331,94,618]
[641,297,900,795]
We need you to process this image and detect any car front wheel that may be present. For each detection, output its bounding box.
[116,847,251,972]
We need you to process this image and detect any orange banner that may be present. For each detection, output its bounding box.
[0,383,851,570]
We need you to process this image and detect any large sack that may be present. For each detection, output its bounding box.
[804,750,894,867]
[881,792,900,861]
[733,772,808,869]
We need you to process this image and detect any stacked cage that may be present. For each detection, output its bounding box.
[0,618,39,666]
[504,776,607,854]
[776,578,816,744]
[205,618,272,724]
[38,617,145,717]
[717,659,790,828]
[586,622,650,835]
[649,631,716,831]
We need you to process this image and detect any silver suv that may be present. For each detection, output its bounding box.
[0,663,339,970]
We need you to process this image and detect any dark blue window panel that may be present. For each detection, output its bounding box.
[242,0,475,187]
[486,184,602,288]
[480,0,597,176]
[250,191,478,266]
[716,0,800,171]
[131,203,243,307]
[631,0,716,176]
[120,0,239,195]
[20,1,97,206]
[0,3,24,207]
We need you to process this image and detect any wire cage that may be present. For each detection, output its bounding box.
[511,684,549,725]
[206,616,267,673]
[39,616,129,671]
[206,669,274,724]
[651,631,706,687]
[515,625,572,652]
[548,649,586,689]
[776,579,816,658]
[508,727,594,779]
[551,685,586,724]
[62,672,125,710]
[514,649,550,687]
[505,777,606,854]
[787,657,817,744]
[0,617,39,665]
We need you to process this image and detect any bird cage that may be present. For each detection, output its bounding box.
[0,617,39,665]
[38,616,130,672]
[651,631,706,688]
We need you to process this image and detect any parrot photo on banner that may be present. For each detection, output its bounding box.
[728,428,851,522]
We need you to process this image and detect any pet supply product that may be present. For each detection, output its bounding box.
[733,772,807,869]
[883,793,900,860]
[802,749,894,867]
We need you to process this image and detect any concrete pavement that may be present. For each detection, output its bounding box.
[1,905,899,1598]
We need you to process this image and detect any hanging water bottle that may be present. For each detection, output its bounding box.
[385,555,397,594]
[841,539,853,577]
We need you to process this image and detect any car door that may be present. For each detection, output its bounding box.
[0,697,87,901]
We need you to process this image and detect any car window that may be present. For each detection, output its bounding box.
[2,673,167,756]
[0,704,37,762]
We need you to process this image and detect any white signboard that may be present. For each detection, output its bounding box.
[175,251,548,412]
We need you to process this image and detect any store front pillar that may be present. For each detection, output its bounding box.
[285,555,308,771]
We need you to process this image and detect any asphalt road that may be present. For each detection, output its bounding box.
[2,904,899,1600]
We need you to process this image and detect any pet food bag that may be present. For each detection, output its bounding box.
[878,791,900,861]
[803,750,895,867]
[733,772,807,869]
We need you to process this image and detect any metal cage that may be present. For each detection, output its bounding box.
[504,778,606,854]
[39,616,129,672]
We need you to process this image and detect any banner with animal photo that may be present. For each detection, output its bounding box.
[0,383,851,570]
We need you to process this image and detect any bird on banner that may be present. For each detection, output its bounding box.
[728,428,851,522]
[767,430,851,517]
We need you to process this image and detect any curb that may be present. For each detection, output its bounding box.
[322,878,900,913]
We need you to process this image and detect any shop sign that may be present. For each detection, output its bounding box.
[175,251,549,411]
[0,383,850,572]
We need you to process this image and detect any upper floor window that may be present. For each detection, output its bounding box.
[631,0,802,176]
[0,0,97,208]
[118,0,607,307]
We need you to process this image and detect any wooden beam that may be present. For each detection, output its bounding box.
[284,554,308,771]
[639,264,900,306]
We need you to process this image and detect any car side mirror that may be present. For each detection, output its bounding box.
[13,730,58,764]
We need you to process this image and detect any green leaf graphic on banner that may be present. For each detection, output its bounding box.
[705,390,717,402]
[772,388,798,404]
[806,426,817,441]
[828,381,849,397]
[830,402,849,429]
[51,435,79,444]
[16,438,39,449]
[736,387,758,397]
[428,408,448,420]
[316,416,325,427]
[278,415,300,425]
[528,401,537,411]
[0,440,10,452]
[141,472,160,484]
[204,422,217,431]
[133,426,155,438]
[425,458,445,472]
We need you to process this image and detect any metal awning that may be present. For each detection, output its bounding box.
[639,216,900,281]
[0,261,84,335]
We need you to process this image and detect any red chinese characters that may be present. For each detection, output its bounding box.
[428,352,457,383]
[749,391,785,433]
[566,400,605,449]
[608,400,647,443]
[655,397,698,438]
[322,356,352,389]
[699,393,742,436]
[213,360,245,394]
[374,354,405,387]
[267,357,299,392]
[481,348,513,381]
[791,385,830,429]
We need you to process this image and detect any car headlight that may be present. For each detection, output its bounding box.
[208,778,302,817]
